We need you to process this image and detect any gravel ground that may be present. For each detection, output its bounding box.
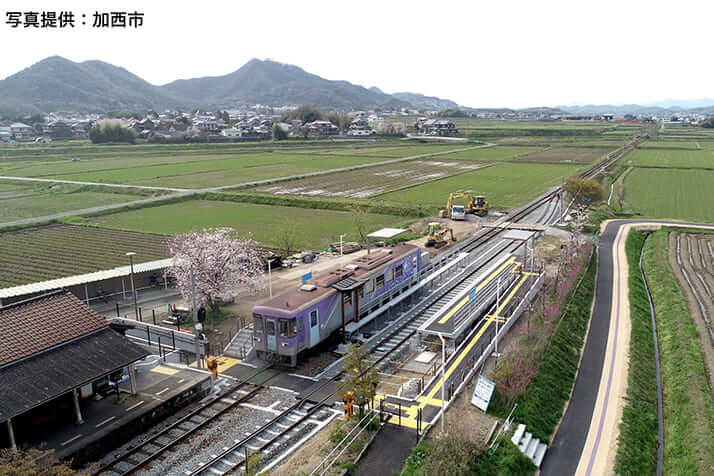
[244,386,297,409]
[137,402,279,475]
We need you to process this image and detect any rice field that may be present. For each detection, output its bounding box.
[515,147,614,164]
[625,148,714,169]
[0,183,142,223]
[623,168,714,223]
[84,200,409,250]
[378,162,583,210]
[249,159,491,198]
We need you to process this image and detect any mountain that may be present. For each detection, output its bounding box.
[392,92,459,110]
[0,56,181,115]
[558,102,714,116]
[160,59,409,110]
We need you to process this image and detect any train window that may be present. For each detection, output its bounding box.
[395,264,403,279]
[265,320,276,336]
[385,268,393,282]
[343,292,352,305]
[413,256,417,268]
[364,279,374,294]
[279,319,297,338]
[376,275,385,289]
[253,314,264,333]
[310,310,318,327]
[358,287,364,298]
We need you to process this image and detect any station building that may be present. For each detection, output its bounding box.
[0,291,149,450]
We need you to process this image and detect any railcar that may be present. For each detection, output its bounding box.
[252,243,422,366]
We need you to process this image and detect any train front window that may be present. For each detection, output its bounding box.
[265,320,276,336]
[395,264,404,279]
[253,314,264,333]
[279,319,297,338]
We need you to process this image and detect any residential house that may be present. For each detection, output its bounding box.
[10,122,34,140]
[306,120,340,136]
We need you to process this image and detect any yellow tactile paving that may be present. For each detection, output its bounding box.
[151,365,179,375]
[437,257,517,324]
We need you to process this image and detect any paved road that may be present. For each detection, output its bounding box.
[542,219,714,476]
[0,143,493,229]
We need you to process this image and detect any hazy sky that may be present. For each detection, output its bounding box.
[1,0,712,108]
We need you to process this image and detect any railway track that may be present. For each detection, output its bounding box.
[93,365,278,476]
[188,378,339,475]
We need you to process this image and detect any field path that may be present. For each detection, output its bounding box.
[542,219,714,476]
[0,143,494,229]
[0,175,190,192]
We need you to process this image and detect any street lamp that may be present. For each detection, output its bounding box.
[126,252,138,320]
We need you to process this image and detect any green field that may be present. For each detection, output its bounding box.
[0,183,141,223]
[626,148,714,169]
[0,224,168,287]
[378,162,582,209]
[623,168,714,222]
[84,200,409,250]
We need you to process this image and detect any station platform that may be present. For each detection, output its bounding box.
[419,257,522,337]
[372,270,542,430]
[36,364,211,466]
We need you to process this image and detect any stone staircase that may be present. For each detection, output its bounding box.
[511,423,547,468]
[223,326,254,359]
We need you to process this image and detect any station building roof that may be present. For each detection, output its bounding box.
[0,292,148,422]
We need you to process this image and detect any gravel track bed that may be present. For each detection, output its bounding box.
[136,402,282,475]
[245,386,298,409]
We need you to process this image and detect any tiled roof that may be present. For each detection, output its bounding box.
[0,292,108,366]
[0,327,149,421]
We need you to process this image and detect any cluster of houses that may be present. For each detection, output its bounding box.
[0,115,94,142]
[414,117,459,136]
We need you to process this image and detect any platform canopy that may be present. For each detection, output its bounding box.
[367,228,407,239]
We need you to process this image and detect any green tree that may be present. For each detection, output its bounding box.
[563,177,604,204]
[327,112,351,132]
[339,343,380,408]
[282,104,323,124]
[700,117,714,128]
[272,122,288,141]
[89,120,137,144]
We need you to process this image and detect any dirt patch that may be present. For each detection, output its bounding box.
[440,378,500,446]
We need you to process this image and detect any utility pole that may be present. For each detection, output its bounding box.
[339,234,346,257]
[126,252,138,320]
[494,277,502,358]
[268,258,273,298]
[191,264,202,369]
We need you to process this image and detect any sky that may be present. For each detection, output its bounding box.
[1,0,712,109]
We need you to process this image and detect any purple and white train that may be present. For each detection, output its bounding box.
[252,243,422,366]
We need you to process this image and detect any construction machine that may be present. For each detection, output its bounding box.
[444,192,488,219]
[426,222,455,248]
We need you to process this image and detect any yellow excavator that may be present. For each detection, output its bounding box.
[426,222,455,248]
[445,192,488,219]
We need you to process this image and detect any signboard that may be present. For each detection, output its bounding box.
[302,271,312,284]
[471,375,496,412]
[469,287,477,303]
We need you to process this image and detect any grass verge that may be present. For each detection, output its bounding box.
[502,248,597,441]
[641,229,714,475]
[615,230,658,475]
[400,436,535,476]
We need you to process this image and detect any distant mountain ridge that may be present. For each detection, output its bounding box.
[391,92,459,110]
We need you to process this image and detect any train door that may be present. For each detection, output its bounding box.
[309,309,320,347]
[266,319,277,352]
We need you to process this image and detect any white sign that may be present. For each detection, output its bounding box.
[471,375,496,412]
